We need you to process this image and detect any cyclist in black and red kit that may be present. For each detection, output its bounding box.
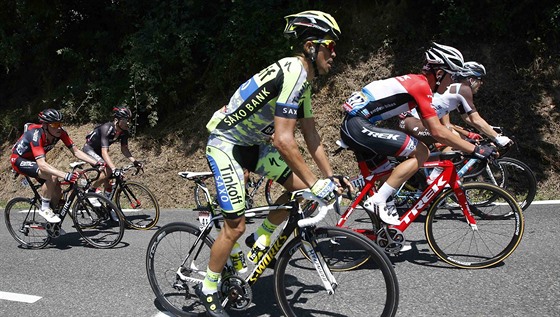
[340,42,497,226]
[82,106,143,200]
[10,109,102,223]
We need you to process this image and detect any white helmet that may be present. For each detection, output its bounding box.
[425,42,465,72]
[459,61,487,77]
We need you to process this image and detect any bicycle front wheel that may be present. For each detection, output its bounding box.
[264,179,287,205]
[486,157,537,211]
[4,197,51,249]
[146,222,215,317]
[114,181,160,229]
[425,182,524,269]
[275,227,399,317]
[72,192,125,248]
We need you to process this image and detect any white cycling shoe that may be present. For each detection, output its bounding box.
[373,201,400,225]
[38,208,61,223]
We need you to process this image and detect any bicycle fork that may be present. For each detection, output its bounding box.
[300,229,338,295]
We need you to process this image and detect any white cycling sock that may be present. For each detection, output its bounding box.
[372,183,396,204]
[41,197,51,211]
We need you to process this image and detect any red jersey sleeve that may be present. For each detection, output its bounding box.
[399,75,437,119]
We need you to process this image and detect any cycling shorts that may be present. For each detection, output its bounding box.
[10,153,40,179]
[397,116,438,145]
[206,134,292,218]
[340,114,418,168]
[82,144,105,163]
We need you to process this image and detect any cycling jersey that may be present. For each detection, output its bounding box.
[206,56,313,146]
[340,74,434,170]
[84,122,129,154]
[407,83,476,119]
[11,124,74,160]
[205,57,312,215]
[342,74,437,123]
[10,124,74,177]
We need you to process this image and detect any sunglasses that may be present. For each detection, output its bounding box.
[49,122,62,129]
[312,39,336,53]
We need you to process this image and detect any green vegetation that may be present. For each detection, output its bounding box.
[1,0,559,201]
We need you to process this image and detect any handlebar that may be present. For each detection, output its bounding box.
[296,190,334,228]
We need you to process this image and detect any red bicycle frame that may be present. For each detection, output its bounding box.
[337,158,478,238]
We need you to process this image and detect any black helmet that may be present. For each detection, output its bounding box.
[38,108,63,123]
[113,106,132,119]
[284,11,341,41]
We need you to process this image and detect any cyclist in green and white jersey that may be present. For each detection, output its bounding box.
[199,10,342,317]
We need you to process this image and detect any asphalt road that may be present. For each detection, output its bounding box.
[0,203,559,317]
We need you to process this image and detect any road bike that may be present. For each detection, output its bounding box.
[311,142,524,269]
[71,162,160,230]
[5,165,125,249]
[146,190,399,317]
[179,170,285,210]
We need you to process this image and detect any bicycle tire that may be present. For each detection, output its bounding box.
[114,181,160,229]
[483,157,536,211]
[425,182,524,269]
[4,197,51,249]
[72,192,125,249]
[146,222,215,317]
[299,200,378,270]
[275,226,399,317]
[264,179,286,205]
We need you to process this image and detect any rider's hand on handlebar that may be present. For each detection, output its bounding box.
[467,132,482,140]
[64,171,80,183]
[311,178,337,205]
[111,168,123,178]
[94,161,106,170]
[472,144,498,160]
[494,135,513,147]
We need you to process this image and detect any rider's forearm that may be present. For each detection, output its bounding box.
[73,148,99,165]
[431,125,476,153]
[303,132,333,178]
[465,114,499,139]
[37,160,66,179]
[274,136,317,188]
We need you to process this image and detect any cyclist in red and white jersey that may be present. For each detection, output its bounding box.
[399,61,513,147]
[10,109,102,223]
[340,43,497,225]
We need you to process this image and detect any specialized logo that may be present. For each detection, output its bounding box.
[249,235,287,283]
[361,127,400,140]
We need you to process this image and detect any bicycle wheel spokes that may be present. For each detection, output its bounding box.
[426,182,524,269]
[146,222,214,317]
[275,227,399,317]
[5,198,50,249]
[115,181,160,230]
[72,193,125,248]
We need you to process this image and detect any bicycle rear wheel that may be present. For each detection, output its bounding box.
[4,197,51,249]
[146,222,214,317]
[275,227,399,317]
[72,192,125,248]
[114,181,160,229]
[425,182,524,268]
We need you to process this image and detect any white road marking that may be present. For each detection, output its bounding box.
[0,291,41,303]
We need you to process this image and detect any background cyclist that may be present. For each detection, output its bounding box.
[399,61,513,148]
[9,108,102,223]
[82,106,143,201]
[340,43,497,226]
[200,10,343,317]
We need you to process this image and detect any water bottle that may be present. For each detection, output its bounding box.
[229,242,248,273]
[247,235,269,264]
